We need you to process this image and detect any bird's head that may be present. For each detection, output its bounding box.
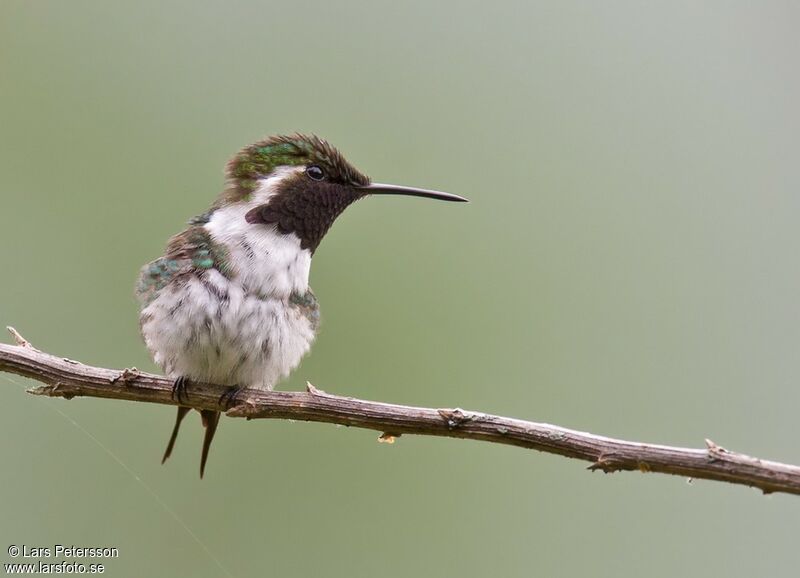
[213,133,467,253]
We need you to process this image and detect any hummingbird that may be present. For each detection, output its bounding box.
[135,133,467,477]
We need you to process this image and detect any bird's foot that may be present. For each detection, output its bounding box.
[219,386,245,410]
[172,376,190,404]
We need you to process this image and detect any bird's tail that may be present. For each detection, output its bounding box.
[161,406,221,478]
[162,406,191,464]
[199,410,221,479]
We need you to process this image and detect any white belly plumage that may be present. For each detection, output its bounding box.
[140,270,317,390]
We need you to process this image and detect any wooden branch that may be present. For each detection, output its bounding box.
[2,328,799,496]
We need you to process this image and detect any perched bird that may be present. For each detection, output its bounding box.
[135,133,467,477]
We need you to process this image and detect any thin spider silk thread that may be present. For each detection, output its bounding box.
[1,374,234,578]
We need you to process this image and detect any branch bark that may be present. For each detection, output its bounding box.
[2,328,799,496]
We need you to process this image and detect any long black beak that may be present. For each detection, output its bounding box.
[359,182,468,202]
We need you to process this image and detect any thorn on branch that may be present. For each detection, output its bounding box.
[7,326,34,349]
[588,454,623,473]
[705,438,729,461]
[225,399,259,419]
[26,385,51,396]
[306,381,327,396]
[111,367,140,384]
[28,382,78,400]
[438,408,472,430]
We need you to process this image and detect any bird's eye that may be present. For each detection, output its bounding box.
[306,165,325,181]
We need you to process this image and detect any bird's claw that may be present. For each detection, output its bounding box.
[172,376,189,404]
[219,386,244,410]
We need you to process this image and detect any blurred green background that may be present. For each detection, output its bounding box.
[2,1,799,576]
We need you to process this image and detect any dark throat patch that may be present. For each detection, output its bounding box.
[245,174,365,253]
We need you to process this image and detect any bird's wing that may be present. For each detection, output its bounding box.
[289,287,321,331]
[135,226,232,306]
